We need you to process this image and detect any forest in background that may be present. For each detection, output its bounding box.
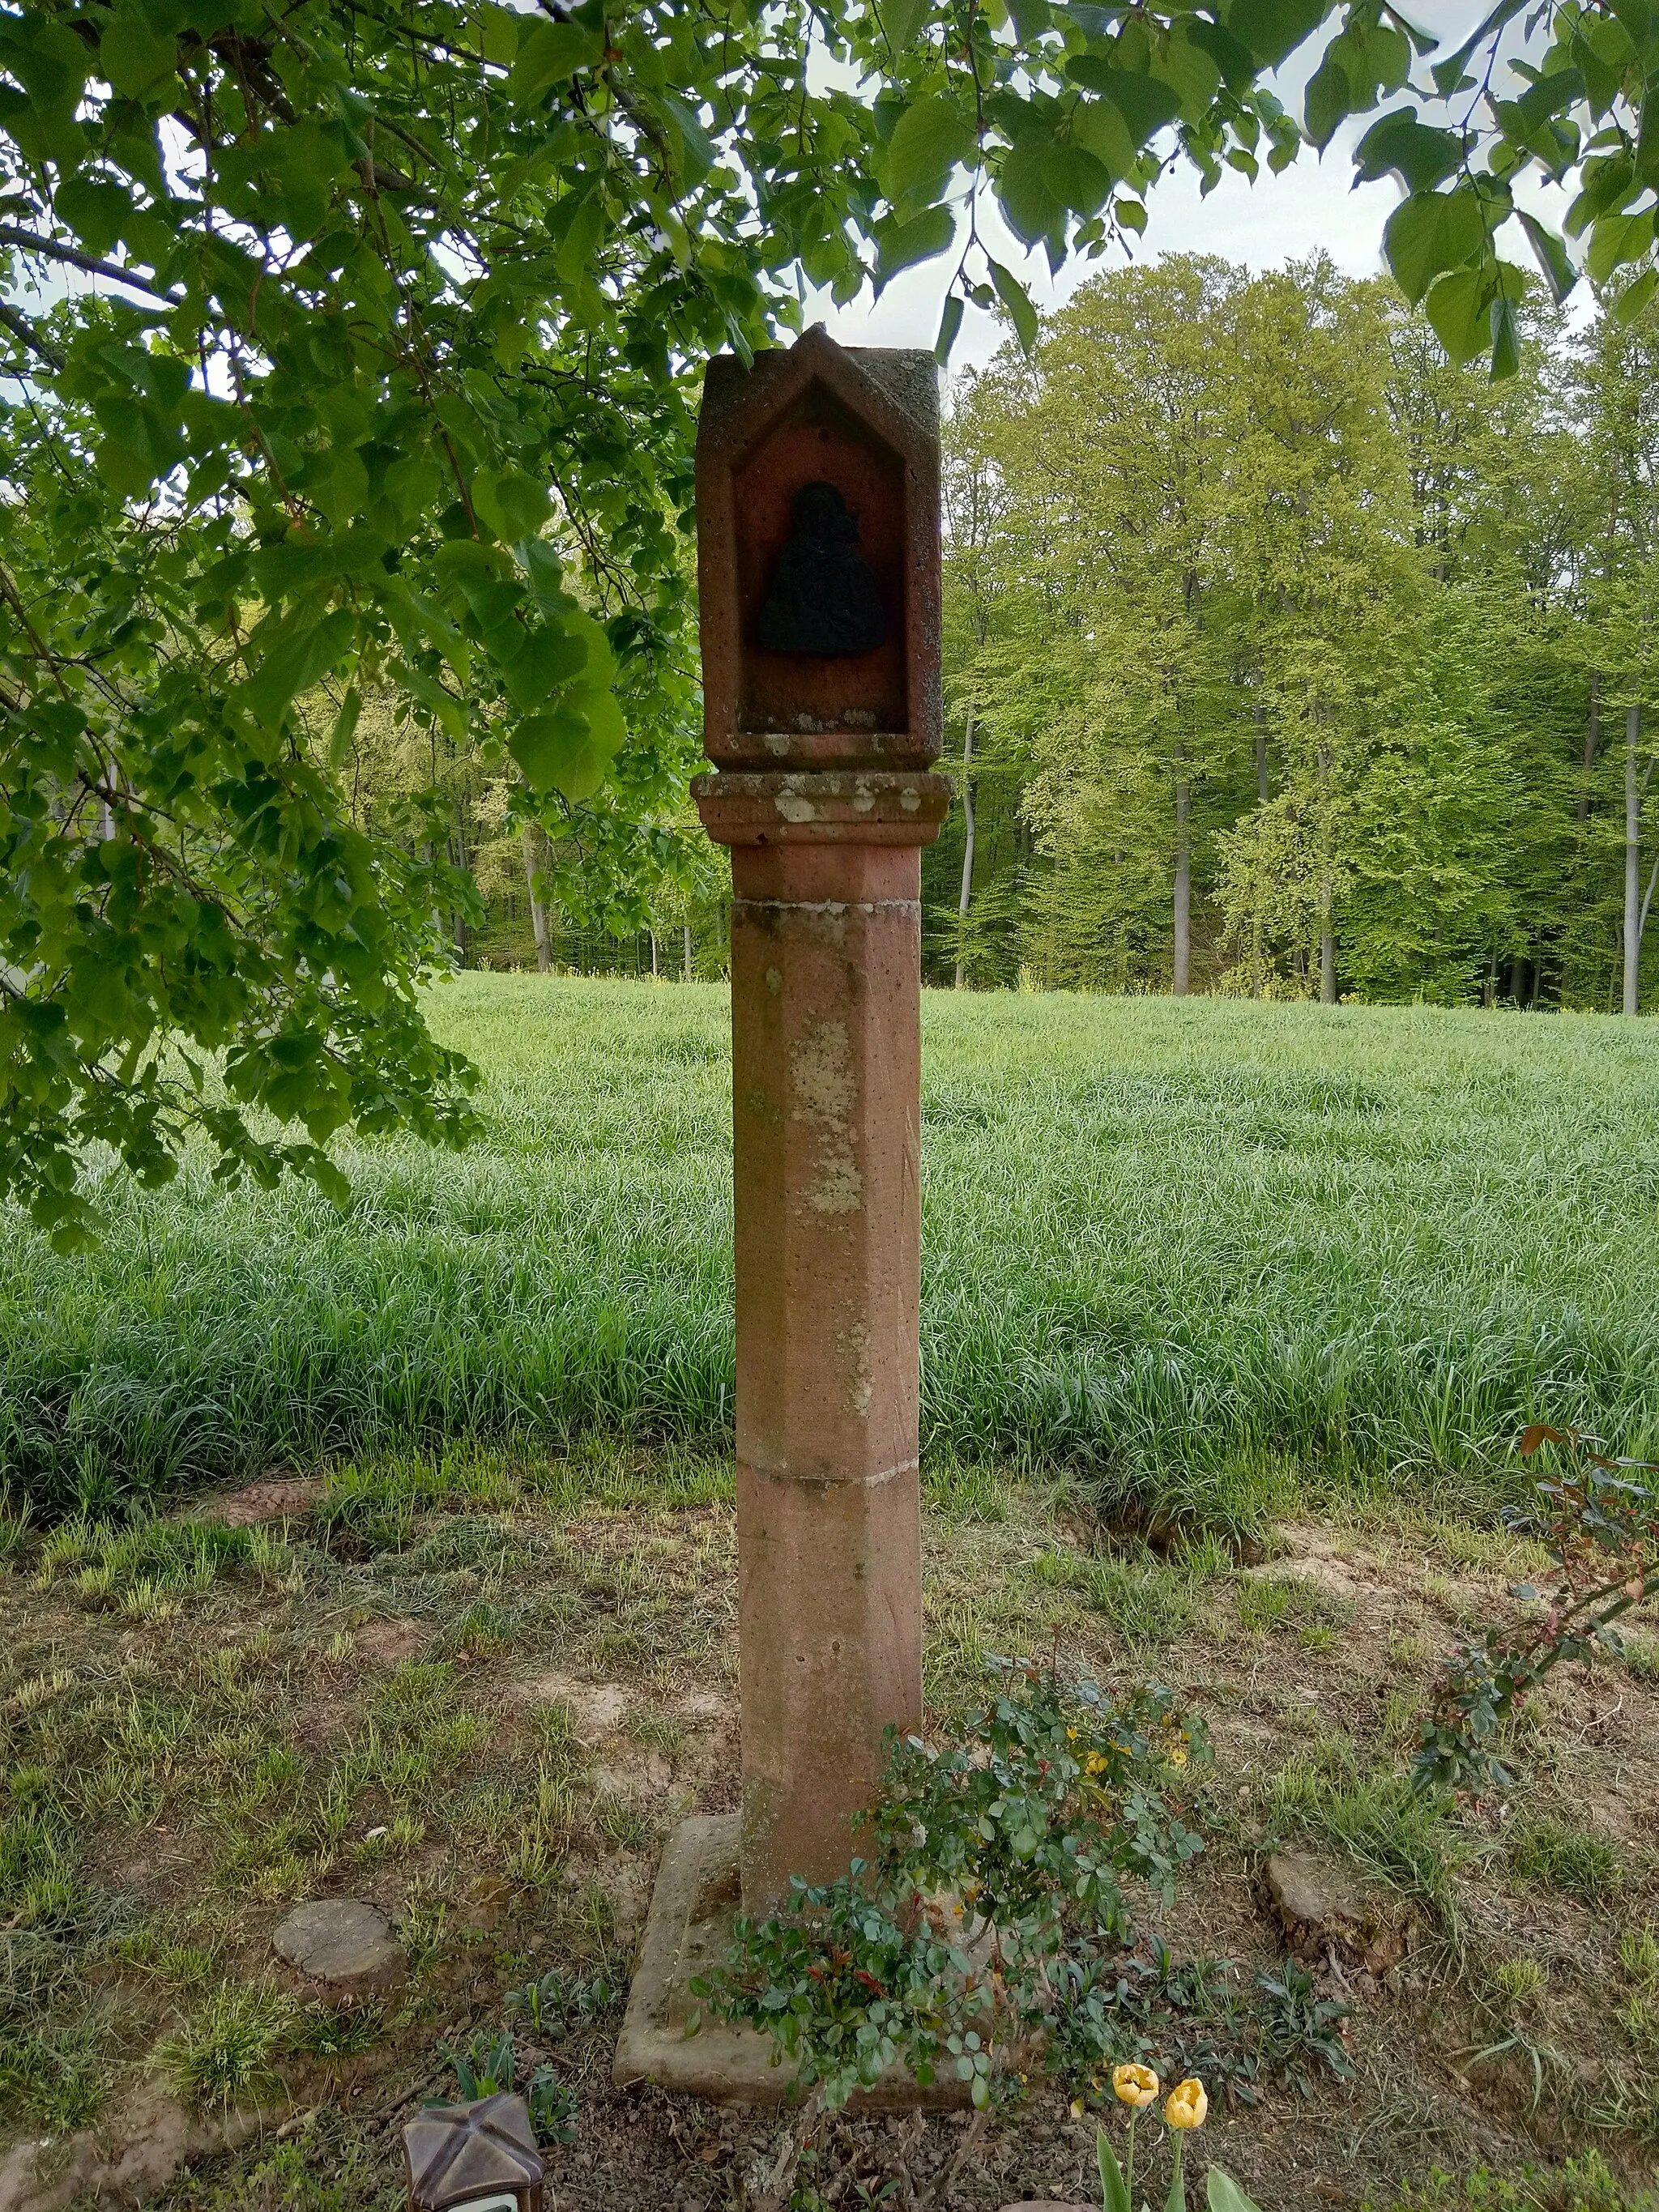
[340,253,1659,1012]
[927,252,1659,1010]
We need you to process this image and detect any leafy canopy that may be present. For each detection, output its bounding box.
[0,0,1647,1242]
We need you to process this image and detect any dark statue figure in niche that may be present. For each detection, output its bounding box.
[754,480,889,657]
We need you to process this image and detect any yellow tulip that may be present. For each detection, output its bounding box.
[1112,2061,1159,2108]
[1165,2078,1208,2131]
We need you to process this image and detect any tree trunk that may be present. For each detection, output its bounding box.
[954,705,977,991]
[1252,705,1268,1001]
[522,825,552,974]
[683,923,693,982]
[649,928,659,980]
[1317,725,1335,1004]
[451,799,470,966]
[1254,702,1269,804]
[1172,741,1191,996]
[1579,671,1601,824]
[1626,702,1642,1016]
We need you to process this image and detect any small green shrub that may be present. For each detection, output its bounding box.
[0,2018,109,2129]
[284,2001,384,2062]
[1510,1815,1623,1907]
[175,2134,403,2212]
[505,1966,622,2039]
[0,1488,32,1563]
[1266,1741,1458,1917]
[436,2028,576,2145]
[156,1979,293,2108]
[697,1660,1213,2110]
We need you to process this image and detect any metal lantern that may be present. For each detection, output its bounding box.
[403,2092,544,2212]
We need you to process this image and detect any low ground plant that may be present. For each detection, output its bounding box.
[155,1979,294,2109]
[434,2027,576,2145]
[1416,1426,1659,1796]
[697,1660,1353,2123]
[1373,2152,1659,2211]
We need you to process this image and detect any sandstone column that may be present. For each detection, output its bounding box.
[696,782,946,1906]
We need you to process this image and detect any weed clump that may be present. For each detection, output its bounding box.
[155,1978,293,2108]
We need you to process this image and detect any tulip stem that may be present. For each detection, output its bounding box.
[1125,2112,1136,2205]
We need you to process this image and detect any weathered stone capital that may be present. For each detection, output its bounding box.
[692,767,953,848]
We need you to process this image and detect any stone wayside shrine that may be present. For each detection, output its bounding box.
[614,326,953,2101]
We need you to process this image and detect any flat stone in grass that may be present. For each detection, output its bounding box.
[271,1898,404,1992]
[1265,1848,1410,1976]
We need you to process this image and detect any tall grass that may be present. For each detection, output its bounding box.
[4,978,1658,1525]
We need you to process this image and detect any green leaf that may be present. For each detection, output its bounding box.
[497,621,591,712]
[1041,142,1113,215]
[1184,15,1259,84]
[510,688,626,801]
[1065,63,1183,142]
[1518,210,1578,301]
[1207,2171,1267,2212]
[987,256,1040,352]
[1154,28,1223,121]
[660,93,716,184]
[1225,0,1335,69]
[1431,0,1528,95]
[1166,2153,1188,2212]
[874,203,957,287]
[249,530,389,600]
[327,685,362,769]
[10,100,87,171]
[1490,290,1520,379]
[1097,2132,1131,2212]
[99,11,177,100]
[1516,66,1586,131]
[245,607,356,727]
[1615,263,1659,322]
[556,189,608,291]
[1304,53,1354,151]
[1587,205,1656,282]
[1353,110,1464,194]
[55,173,134,258]
[1072,96,1136,180]
[472,467,553,543]
[880,95,976,204]
[881,0,930,48]
[305,444,369,527]
[1383,186,1488,305]
[508,18,605,106]
[996,137,1064,244]
[1423,266,1491,364]
[934,291,964,364]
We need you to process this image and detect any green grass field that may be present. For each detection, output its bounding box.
[6,977,1659,1524]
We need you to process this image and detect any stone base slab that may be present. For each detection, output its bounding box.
[613,1813,972,2109]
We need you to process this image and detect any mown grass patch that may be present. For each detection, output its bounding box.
[4,981,1659,1524]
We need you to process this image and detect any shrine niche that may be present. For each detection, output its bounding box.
[694,323,942,767]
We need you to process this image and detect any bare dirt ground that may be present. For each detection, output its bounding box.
[2,1443,1656,2212]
